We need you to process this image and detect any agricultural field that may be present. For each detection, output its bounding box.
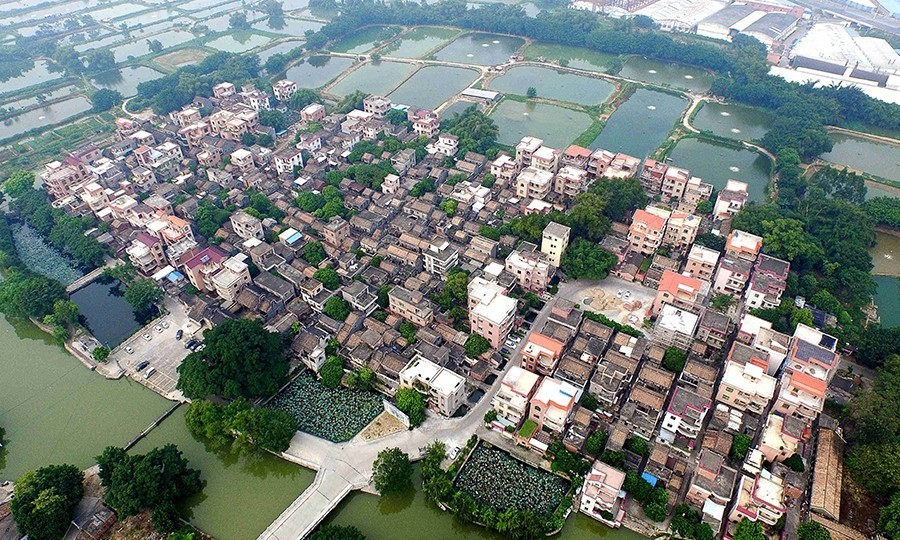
[454,443,570,517]
[267,371,384,442]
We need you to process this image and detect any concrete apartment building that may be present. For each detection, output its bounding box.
[685,450,737,534]
[468,276,517,350]
[323,216,350,248]
[363,95,392,119]
[744,254,790,310]
[660,165,691,200]
[521,332,566,375]
[272,79,296,101]
[541,221,571,268]
[714,180,749,219]
[713,256,754,297]
[515,136,543,168]
[530,145,560,173]
[515,167,555,200]
[629,207,671,256]
[389,286,435,327]
[663,211,702,249]
[230,210,263,240]
[716,342,777,415]
[730,473,786,528]
[684,244,720,281]
[553,166,589,197]
[652,270,707,317]
[506,242,551,292]
[655,304,700,351]
[423,237,459,276]
[725,229,763,261]
[490,154,518,186]
[658,385,712,450]
[183,246,228,295]
[492,366,541,425]
[126,232,167,275]
[773,327,838,423]
[580,461,627,527]
[210,255,252,301]
[529,376,582,436]
[399,355,466,417]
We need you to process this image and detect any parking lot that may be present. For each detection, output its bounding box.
[111,297,200,400]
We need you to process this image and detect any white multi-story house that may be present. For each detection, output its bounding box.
[399,355,466,417]
[492,366,541,425]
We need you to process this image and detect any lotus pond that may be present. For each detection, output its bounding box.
[267,371,383,442]
[454,443,569,518]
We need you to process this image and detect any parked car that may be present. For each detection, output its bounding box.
[162,321,170,329]
[144,367,156,379]
[509,335,522,343]
[175,329,183,340]
[500,347,510,355]
[135,360,149,372]
[185,339,198,350]
[142,333,152,341]
[125,346,134,354]
[155,324,164,333]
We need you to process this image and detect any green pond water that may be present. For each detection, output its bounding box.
[110,29,195,62]
[323,464,648,540]
[523,42,617,72]
[0,317,172,481]
[382,26,458,58]
[285,55,355,88]
[821,133,900,183]
[441,100,481,118]
[1,60,62,96]
[667,139,772,201]
[692,102,774,141]
[590,88,686,158]
[491,99,594,148]
[871,231,900,327]
[867,182,900,200]
[252,17,323,35]
[92,65,165,97]
[331,25,401,54]
[872,231,899,277]
[0,86,78,112]
[74,33,127,52]
[329,61,416,98]
[489,66,615,105]
[131,407,315,540]
[388,65,479,110]
[206,32,272,53]
[258,40,305,62]
[619,57,713,93]
[435,32,525,66]
[0,95,92,141]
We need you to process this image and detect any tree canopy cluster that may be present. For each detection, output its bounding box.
[440,105,500,156]
[177,318,289,399]
[185,398,297,453]
[97,445,202,533]
[372,447,413,494]
[10,464,84,540]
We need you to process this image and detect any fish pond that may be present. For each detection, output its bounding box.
[590,88,686,158]
[381,26,459,58]
[388,65,480,110]
[328,61,417,98]
[491,99,594,148]
[821,133,900,183]
[667,138,772,201]
[489,65,615,105]
[619,56,713,93]
[692,101,774,141]
[286,55,356,88]
[435,32,525,66]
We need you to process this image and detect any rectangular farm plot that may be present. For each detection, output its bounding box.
[454,443,570,517]
[267,372,383,442]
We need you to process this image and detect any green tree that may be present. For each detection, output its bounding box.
[86,49,115,72]
[10,464,84,540]
[730,433,752,461]
[372,447,413,494]
[289,89,321,109]
[259,109,288,132]
[124,279,163,313]
[784,453,805,472]
[440,198,458,217]
[185,398,296,453]
[399,321,417,343]
[313,267,340,290]
[624,436,650,456]
[395,388,426,427]
[96,444,202,533]
[879,493,900,539]
[319,355,345,388]
[91,88,123,112]
[585,430,609,456]
[464,333,491,357]
[310,525,366,540]
[177,319,288,399]
[3,170,35,198]
[323,296,351,321]
[798,520,831,540]
[92,345,110,362]
[561,239,617,280]
[229,11,251,29]
[733,518,766,540]
[696,199,713,214]
[643,502,667,522]
[526,86,537,98]
[304,241,327,266]
[662,347,687,373]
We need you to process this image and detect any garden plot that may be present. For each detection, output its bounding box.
[454,443,569,517]
[267,372,383,442]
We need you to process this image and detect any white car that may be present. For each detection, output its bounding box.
[509,335,522,343]
[161,321,170,329]
[616,290,624,298]
[142,333,152,341]
[155,324,164,333]
[624,291,632,299]
[125,346,134,354]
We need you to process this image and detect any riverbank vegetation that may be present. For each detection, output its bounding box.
[96,444,202,533]
[10,464,84,540]
[102,263,164,317]
[372,447,414,494]
[176,318,289,399]
[185,398,296,453]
